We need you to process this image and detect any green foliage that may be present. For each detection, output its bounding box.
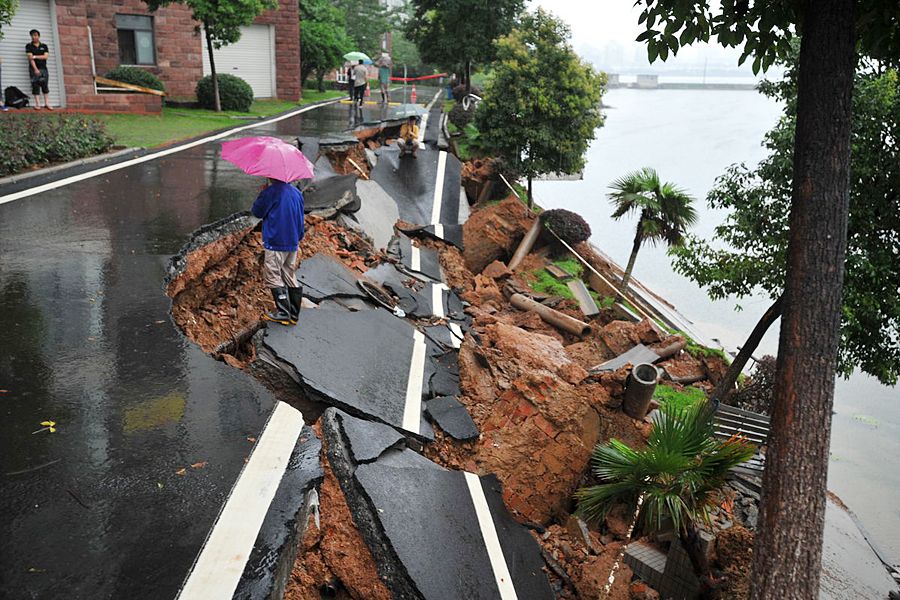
[448,102,475,129]
[669,52,900,385]
[608,167,697,286]
[0,115,114,177]
[540,208,592,245]
[333,0,397,56]
[104,66,165,92]
[196,74,253,112]
[632,1,900,74]
[530,269,574,300]
[452,84,483,102]
[0,0,18,39]
[391,29,428,73]
[406,0,523,78]
[577,402,754,535]
[475,10,605,197]
[300,0,353,91]
[653,385,706,412]
[554,258,583,277]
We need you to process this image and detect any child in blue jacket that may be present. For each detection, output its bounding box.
[251,179,305,325]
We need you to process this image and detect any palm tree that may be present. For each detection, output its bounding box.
[608,168,698,288]
[576,402,754,596]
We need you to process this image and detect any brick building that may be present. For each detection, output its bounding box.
[0,0,300,113]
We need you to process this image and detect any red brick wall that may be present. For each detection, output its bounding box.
[54,0,299,107]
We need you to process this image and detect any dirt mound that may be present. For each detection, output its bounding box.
[462,196,535,273]
[461,157,498,203]
[714,525,753,599]
[285,460,392,600]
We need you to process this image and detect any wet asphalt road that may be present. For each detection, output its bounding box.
[0,100,407,600]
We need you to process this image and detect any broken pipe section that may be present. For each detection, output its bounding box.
[509,293,592,337]
[623,363,659,419]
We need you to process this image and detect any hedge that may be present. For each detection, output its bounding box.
[196,74,254,112]
[0,114,114,177]
[104,66,165,92]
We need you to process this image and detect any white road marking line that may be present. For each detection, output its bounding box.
[431,151,448,224]
[0,99,342,206]
[410,244,421,273]
[177,401,305,600]
[433,223,444,239]
[431,283,448,319]
[464,472,518,599]
[448,323,464,349]
[417,89,443,146]
[402,330,427,433]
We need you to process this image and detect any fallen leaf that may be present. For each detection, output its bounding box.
[175,468,186,476]
[154,320,165,324]
[40,421,55,427]
[190,461,207,469]
[246,437,257,443]
[157,482,164,489]
[48,427,56,433]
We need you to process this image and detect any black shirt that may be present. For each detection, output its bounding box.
[26,42,49,70]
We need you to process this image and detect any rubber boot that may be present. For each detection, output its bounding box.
[287,286,303,325]
[263,287,292,325]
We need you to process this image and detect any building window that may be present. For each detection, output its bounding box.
[116,14,156,66]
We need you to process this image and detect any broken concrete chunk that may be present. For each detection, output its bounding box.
[354,180,400,250]
[303,174,360,217]
[335,410,406,463]
[426,396,479,441]
[295,253,367,302]
[591,344,660,373]
[481,260,512,280]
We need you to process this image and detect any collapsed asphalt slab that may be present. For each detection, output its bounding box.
[261,306,434,440]
[322,409,554,600]
[294,252,368,303]
[393,235,444,281]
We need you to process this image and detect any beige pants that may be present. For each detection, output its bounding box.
[263,249,299,288]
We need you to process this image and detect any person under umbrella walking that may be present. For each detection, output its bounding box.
[352,59,369,107]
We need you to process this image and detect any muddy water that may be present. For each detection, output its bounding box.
[534,86,900,567]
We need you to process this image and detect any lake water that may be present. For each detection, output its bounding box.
[534,86,900,567]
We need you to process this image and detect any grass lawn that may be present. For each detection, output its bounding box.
[96,90,344,148]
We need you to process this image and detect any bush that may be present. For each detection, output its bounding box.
[451,83,483,102]
[449,102,476,129]
[0,114,114,177]
[540,208,592,245]
[104,66,165,92]
[730,355,776,415]
[196,74,254,112]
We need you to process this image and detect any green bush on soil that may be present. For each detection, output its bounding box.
[531,268,575,300]
[104,66,165,92]
[196,74,254,112]
[540,208,592,245]
[654,385,706,411]
[0,114,114,177]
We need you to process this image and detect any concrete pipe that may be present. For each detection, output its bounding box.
[507,219,542,271]
[509,293,593,337]
[623,363,660,419]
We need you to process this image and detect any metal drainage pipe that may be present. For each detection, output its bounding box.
[509,293,592,337]
[623,363,659,419]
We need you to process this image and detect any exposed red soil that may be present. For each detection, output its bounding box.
[284,456,392,600]
[714,525,754,599]
[462,196,536,273]
[166,215,380,359]
[322,144,371,178]
[460,157,500,203]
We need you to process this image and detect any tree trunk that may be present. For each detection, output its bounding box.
[204,23,222,112]
[621,215,644,289]
[710,294,784,403]
[748,0,856,598]
[465,59,471,94]
[527,174,533,209]
[316,70,326,92]
[680,523,718,600]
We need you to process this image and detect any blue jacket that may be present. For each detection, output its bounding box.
[251,182,305,252]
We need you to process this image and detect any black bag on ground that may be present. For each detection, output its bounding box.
[4,86,29,109]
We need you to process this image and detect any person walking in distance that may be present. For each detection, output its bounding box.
[376,52,392,104]
[25,29,51,110]
[346,63,355,101]
[251,178,305,325]
[353,59,368,107]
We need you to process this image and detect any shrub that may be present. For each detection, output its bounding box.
[451,83,483,102]
[449,102,475,129]
[653,384,706,411]
[0,115,114,177]
[730,355,776,415]
[104,66,165,92]
[540,208,592,245]
[196,74,254,112]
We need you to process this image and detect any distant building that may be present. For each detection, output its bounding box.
[636,74,659,89]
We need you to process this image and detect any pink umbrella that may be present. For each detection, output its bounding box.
[220,136,315,183]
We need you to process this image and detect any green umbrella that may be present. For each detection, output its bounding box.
[344,51,373,64]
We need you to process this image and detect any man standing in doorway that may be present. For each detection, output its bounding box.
[353,59,368,107]
[25,29,51,110]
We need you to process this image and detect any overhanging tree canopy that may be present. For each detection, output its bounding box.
[299,0,353,91]
[0,0,18,39]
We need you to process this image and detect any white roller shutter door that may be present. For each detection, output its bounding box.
[202,24,275,99]
[0,0,65,107]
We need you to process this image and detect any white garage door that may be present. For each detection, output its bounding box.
[0,0,65,107]
[202,24,275,99]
